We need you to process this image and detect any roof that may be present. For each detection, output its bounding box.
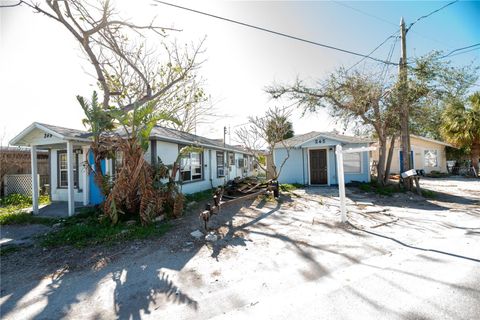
[10,122,92,146]
[277,131,373,148]
[410,134,453,147]
[36,122,91,140]
[11,122,250,154]
[149,126,248,153]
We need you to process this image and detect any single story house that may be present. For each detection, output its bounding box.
[10,122,254,215]
[371,135,452,174]
[273,131,373,185]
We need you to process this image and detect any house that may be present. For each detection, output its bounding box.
[371,135,452,174]
[9,122,255,216]
[273,131,373,185]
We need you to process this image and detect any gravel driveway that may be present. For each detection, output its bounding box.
[1,177,479,320]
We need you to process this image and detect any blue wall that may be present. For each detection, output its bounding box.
[274,142,371,185]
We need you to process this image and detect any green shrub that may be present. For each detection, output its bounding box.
[0,193,50,206]
[280,183,303,192]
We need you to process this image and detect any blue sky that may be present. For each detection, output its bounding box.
[1,0,479,143]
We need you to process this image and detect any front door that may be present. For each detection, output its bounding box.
[310,149,328,184]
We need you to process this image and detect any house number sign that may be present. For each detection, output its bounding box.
[314,138,326,144]
[44,133,53,139]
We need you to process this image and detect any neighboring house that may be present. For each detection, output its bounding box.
[10,122,254,215]
[371,135,452,174]
[273,131,373,185]
[0,146,49,196]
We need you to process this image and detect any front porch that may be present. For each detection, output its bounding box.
[9,122,92,216]
[37,201,86,218]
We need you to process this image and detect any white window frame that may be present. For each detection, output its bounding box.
[180,151,203,182]
[216,151,225,178]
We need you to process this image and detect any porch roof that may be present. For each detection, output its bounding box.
[275,131,374,149]
[9,122,91,147]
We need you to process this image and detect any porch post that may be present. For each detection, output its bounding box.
[66,141,75,216]
[30,145,39,214]
[82,146,90,206]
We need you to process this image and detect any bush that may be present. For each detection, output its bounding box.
[0,193,50,206]
[280,183,303,192]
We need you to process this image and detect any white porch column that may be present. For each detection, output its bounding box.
[82,146,90,206]
[30,145,39,215]
[66,141,75,216]
[335,145,347,223]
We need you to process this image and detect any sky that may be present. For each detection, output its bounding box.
[0,0,479,145]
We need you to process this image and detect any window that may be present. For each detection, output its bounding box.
[228,152,235,166]
[111,151,124,179]
[424,150,438,167]
[57,150,79,188]
[180,151,203,182]
[216,151,225,177]
[344,152,361,173]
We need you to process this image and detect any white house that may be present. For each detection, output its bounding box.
[10,122,255,216]
[371,135,453,174]
[273,131,373,185]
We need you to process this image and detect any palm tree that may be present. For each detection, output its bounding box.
[440,92,480,176]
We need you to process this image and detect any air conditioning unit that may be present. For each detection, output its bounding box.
[217,168,225,177]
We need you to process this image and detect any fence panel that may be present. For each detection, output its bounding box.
[4,174,39,196]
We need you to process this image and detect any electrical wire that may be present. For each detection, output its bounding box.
[406,0,459,33]
[346,31,399,72]
[438,43,480,59]
[152,0,398,66]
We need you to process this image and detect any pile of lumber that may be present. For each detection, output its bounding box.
[199,178,278,230]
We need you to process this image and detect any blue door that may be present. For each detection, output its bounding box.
[399,150,414,173]
[88,151,105,205]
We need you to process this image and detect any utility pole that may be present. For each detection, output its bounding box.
[399,17,412,190]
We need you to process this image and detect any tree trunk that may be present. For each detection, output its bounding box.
[384,135,396,185]
[376,137,387,186]
[471,142,480,177]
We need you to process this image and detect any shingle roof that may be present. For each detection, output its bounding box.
[36,122,91,140]
[149,126,248,153]
[278,131,373,148]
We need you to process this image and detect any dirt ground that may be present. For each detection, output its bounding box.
[1,177,479,319]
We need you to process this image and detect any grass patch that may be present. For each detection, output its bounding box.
[0,246,20,256]
[357,181,399,196]
[185,189,214,203]
[0,194,53,225]
[280,183,304,192]
[0,211,58,226]
[40,207,171,248]
[421,189,436,198]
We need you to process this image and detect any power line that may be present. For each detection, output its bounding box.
[406,0,459,33]
[439,43,480,59]
[152,0,398,66]
[330,0,454,49]
[346,31,399,72]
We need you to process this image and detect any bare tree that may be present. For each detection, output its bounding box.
[267,69,399,186]
[18,0,204,113]
[235,107,293,181]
